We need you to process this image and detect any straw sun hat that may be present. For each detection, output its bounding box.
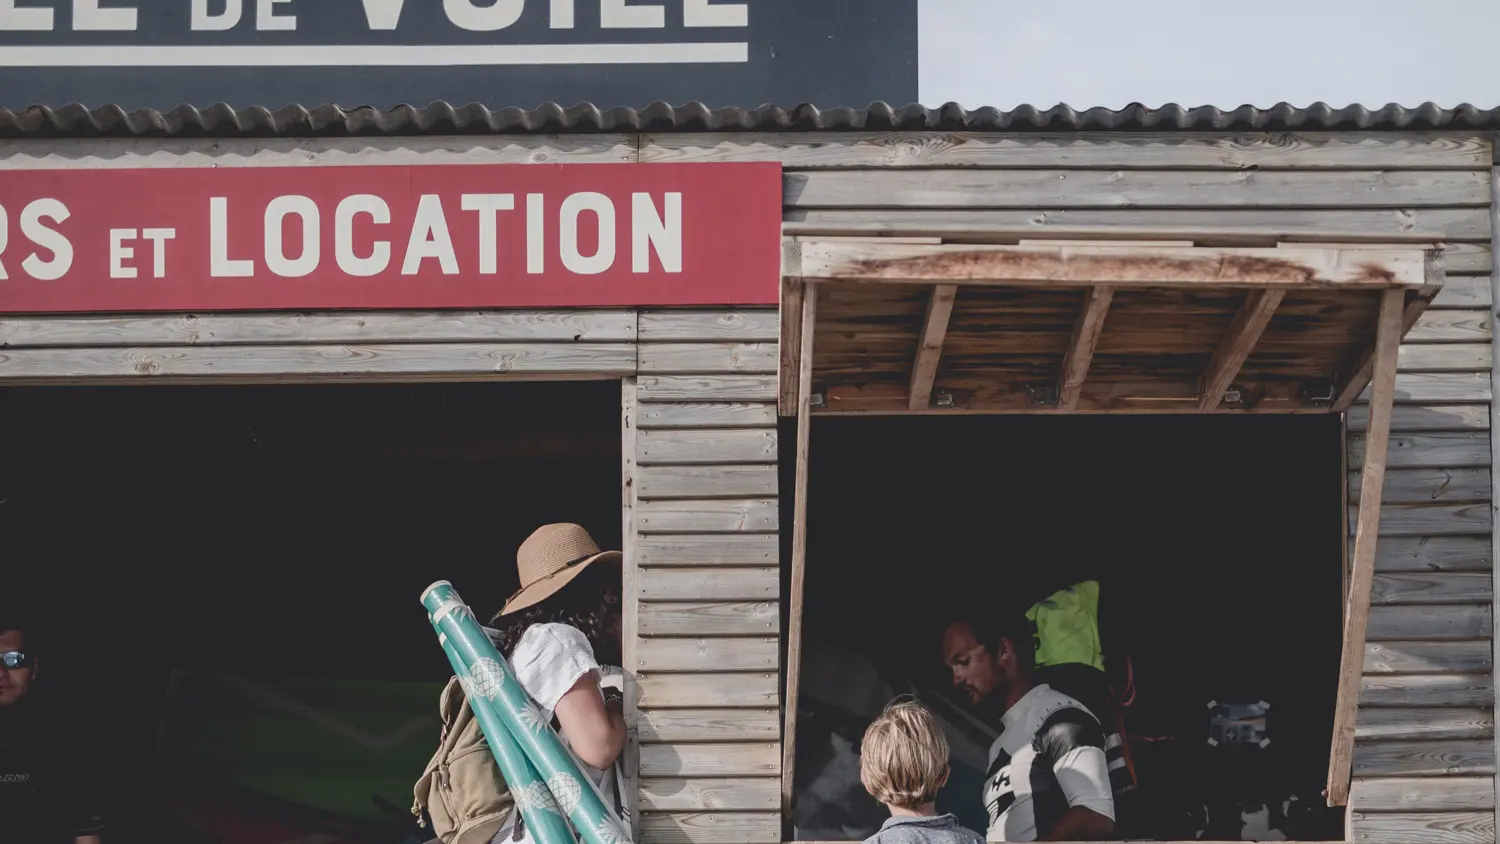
[493,523,622,620]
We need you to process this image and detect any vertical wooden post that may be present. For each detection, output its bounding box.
[1488,163,1500,840]
[781,283,817,824]
[620,377,640,840]
[1326,287,1405,807]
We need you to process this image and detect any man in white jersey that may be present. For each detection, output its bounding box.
[941,610,1114,842]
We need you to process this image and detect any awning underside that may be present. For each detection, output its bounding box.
[780,233,1445,415]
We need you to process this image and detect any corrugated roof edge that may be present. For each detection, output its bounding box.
[3,101,1499,138]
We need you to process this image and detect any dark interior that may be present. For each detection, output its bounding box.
[784,413,1346,842]
[0,381,621,844]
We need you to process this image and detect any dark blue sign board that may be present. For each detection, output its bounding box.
[0,0,918,111]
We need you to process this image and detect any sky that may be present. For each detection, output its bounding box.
[918,0,1498,111]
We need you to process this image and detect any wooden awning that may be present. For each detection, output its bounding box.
[777,228,1446,416]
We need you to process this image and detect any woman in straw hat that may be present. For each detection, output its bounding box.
[486,523,629,843]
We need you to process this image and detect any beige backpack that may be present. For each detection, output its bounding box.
[413,675,515,844]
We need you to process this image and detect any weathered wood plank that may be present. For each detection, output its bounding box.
[1355,708,1494,741]
[636,499,778,534]
[639,375,778,402]
[643,131,1492,170]
[1198,288,1282,410]
[1351,777,1495,812]
[1367,604,1492,640]
[1372,537,1493,573]
[637,465,779,499]
[639,778,781,812]
[1432,276,1493,308]
[1347,812,1495,844]
[1058,285,1114,410]
[782,207,1493,242]
[1366,640,1495,674]
[1349,405,1490,433]
[799,241,1426,289]
[1398,344,1492,372]
[621,379,640,838]
[638,343,780,374]
[636,636,778,672]
[636,534,779,568]
[639,743,781,777]
[638,310,780,342]
[1347,504,1492,537]
[1349,433,1492,470]
[637,429,777,465]
[778,274,804,417]
[0,343,637,383]
[1408,310,1492,343]
[1441,247,1492,275]
[1356,373,1495,404]
[636,674,778,709]
[638,568,779,601]
[785,170,1491,209]
[637,708,780,743]
[0,309,639,348]
[638,602,778,637]
[1353,740,1496,777]
[1362,673,1495,707]
[636,402,779,429]
[1369,572,1494,605]
[908,284,958,411]
[1349,467,1492,505]
[637,812,780,844]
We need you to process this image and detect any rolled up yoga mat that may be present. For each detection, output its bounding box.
[422,580,633,844]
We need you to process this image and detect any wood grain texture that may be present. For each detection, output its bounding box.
[1397,344,1492,372]
[1349,467,1492,504]
[783,283,817,816]
[638,743,781,777]
[0,342,637,383]
[1347,812,1495,844]
[1350,776,1495,811]
[638,310,780,342]
[1349,433,1492,470]
[1361,673,1495,707]
[1407,310,1493,343]
[638,567,779,601]
[908,284,958,410]
[640,131,1492,170]
[1355,708,1494,741]
[638,343,780,374]
[1365,640,1494,674]
[1431,276,1494,308]
[637,429,778,465]
[636,499,778,534]
[1346,504,1492,537]
[639,375,778,402]
[784,169,1491,209]
[0,309,638,347]
[1199,288,1284,410]
[637,708,779,743]
[1370,572,1494,605]
[1353,740,1496,777]
[637,602,779,637]
[621,379,641,839]
[637,465,779,499]
[1357,373,1495,405]
[1440,247,1492,275]
[639,778,780,812]
[1349,404,1491,433]
[635,534,779,568]
[636,812,780,844]
[636,402,779,429]
[1367,604,1492,640]
[778,275,805,416]
[1058,285,1114,410]
[635,673,778,708]
[1371,536,1494,572]
[635,636,778,672]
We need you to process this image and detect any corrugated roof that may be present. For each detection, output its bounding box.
[2,101,1498,138]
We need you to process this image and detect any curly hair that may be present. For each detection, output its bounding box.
[491,562,621,665]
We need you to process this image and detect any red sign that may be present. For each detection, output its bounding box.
[0,162,782,313]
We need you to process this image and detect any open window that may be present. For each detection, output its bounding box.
[777,228,1445,842]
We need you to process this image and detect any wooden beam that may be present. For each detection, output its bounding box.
[1057,285,1115,410]
[781,283,816,822]
[1198,288,1286,410]
[620,378,640,841]
[1327,287,1406,808]
[1333,250,1447,411]
[779,239,805,417]
[908,284,957,411]
[798,241,1429,289]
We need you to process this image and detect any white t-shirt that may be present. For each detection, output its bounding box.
[982,684,1115,842]
[489,623,632,844]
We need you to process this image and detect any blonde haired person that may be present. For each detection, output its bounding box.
[860,698,984,844]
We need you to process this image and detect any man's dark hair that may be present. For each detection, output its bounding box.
[0,610,33,649]
[964,603,1036,672]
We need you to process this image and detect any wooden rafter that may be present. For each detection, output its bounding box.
[908,284,957,411]
[779,238,806,416]
[1197,289,1285,410]
[1057,285,1115,410]
[781,283,817,818]
[1326,287,1405,807]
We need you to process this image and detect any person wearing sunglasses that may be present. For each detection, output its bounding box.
[0,620,105,843]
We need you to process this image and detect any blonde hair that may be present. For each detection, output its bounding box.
[859,697,951,809]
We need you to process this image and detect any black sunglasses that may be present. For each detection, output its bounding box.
[1,651,32,670]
